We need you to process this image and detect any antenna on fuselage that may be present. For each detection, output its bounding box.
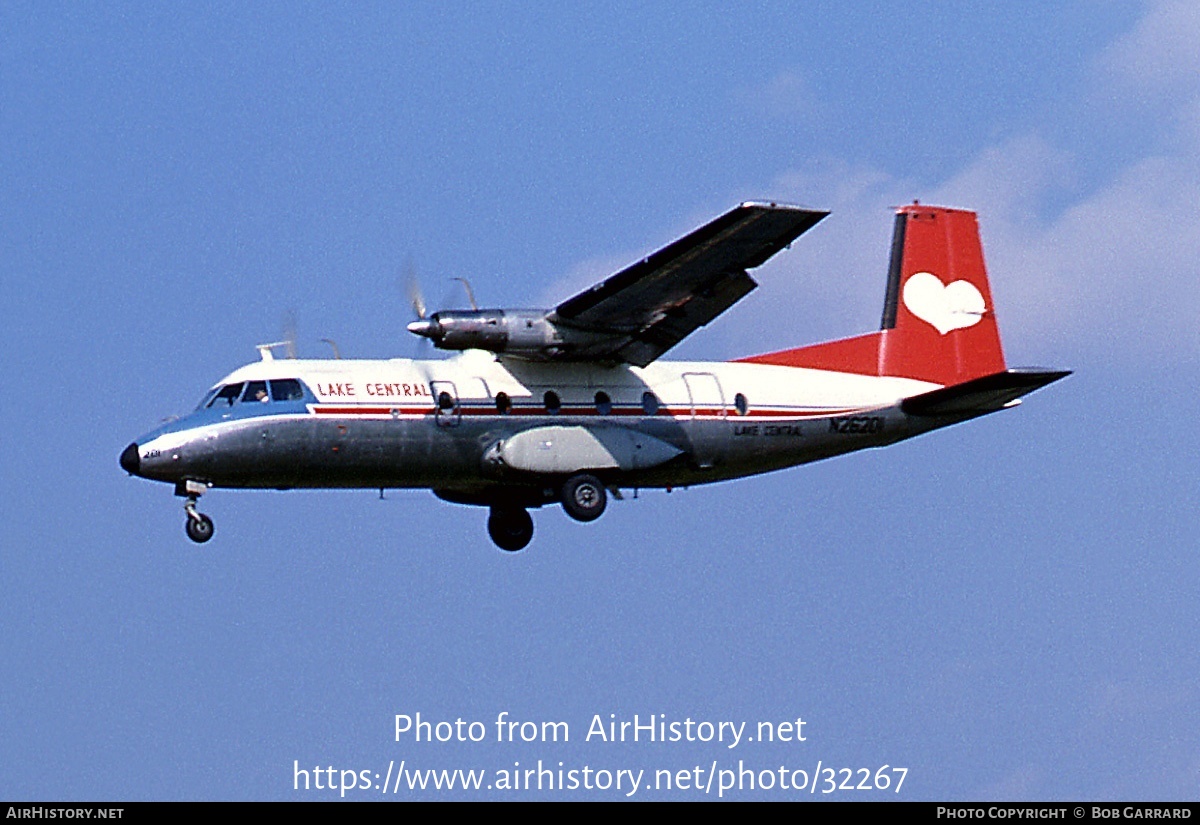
[255,341,294,361]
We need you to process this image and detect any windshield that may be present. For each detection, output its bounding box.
[208,383,244,408]
[194,387,221,410]
[202,379,309,409]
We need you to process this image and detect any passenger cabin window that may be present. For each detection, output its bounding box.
[269,379,305,402]
[734,392,749,416]
[438,391,455,411]
[495,391,511,414]
[594,391,612,415]
[641,391,660,416]
[209,383,244,407]
[544,391,561,415]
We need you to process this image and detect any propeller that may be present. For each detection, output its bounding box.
[453,277,479,310]
[403,263,485,356]
[405,261,428,321]
[407,262,481,319]
[281,309,298,359]
[255,310,300,361]
[404,261,440,356]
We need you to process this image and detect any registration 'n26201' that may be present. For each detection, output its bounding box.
[828,416,884,434]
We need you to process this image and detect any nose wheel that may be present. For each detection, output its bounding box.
[185,510,214,543]
[179,480,214,544]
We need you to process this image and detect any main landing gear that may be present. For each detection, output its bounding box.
[560,473,607,522]
[484,473,611,553]
[178,480,214,544]
[488,507,534,552]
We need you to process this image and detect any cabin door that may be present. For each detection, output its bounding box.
[682,372,727,468]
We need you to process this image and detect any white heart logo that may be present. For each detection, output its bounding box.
[902,271,986,335]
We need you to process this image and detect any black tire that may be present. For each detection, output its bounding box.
[488,507,534,552]
[560,473,607,522]
[185,513,214,544]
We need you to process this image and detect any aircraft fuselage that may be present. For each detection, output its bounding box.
[125,350,943,499]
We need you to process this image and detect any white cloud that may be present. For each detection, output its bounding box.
[537,252,631,308]
[928,135,1074,218]
[1100,0,1200,102]
[544,2,1200,368]
[738,68,824,121]
[750,4,1200,366]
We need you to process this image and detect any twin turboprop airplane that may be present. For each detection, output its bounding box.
[120,201,1068,552]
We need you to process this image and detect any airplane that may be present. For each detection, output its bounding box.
[119,201,1069,552]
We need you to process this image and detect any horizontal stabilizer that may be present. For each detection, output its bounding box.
[901,369,1071,417]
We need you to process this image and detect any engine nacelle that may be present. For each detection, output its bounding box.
[407,309,607,360]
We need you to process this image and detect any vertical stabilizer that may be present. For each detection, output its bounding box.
[878,205,1006,384]
[737,204,1008,386]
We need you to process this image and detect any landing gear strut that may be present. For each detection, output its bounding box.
[488,507,533,552]
[178,480,214,544]
[560,473,607,522]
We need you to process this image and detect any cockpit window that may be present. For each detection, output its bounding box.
[195,387,221,410]
[208,383,244,407]
[269,379,305,402]
[243,381,270,404]
[204,379,308,408]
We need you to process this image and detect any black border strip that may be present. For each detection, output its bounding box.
[880,212,908,330]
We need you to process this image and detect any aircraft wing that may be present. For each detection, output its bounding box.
[549,202,828,367]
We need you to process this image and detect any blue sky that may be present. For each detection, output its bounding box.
[3,1,1198,800]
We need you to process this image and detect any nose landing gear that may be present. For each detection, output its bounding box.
[185,509,214,543]
[177,479,214,544]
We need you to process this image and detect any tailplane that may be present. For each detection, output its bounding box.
[900,368,1071,416]
[738,204,1010,386]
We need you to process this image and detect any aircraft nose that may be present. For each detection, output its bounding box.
[119,442,140,474]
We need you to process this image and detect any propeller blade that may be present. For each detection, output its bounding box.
[405,261,427,320]
[453,277,479,311]
[281,309,298,359]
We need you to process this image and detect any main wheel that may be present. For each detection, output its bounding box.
[560,473,607,522]
[185,513,214,544]
[488,507,534,552]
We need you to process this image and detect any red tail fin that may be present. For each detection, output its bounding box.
[737,204,1007,386]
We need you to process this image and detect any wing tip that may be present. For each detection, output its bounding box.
[738,200,830,216]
